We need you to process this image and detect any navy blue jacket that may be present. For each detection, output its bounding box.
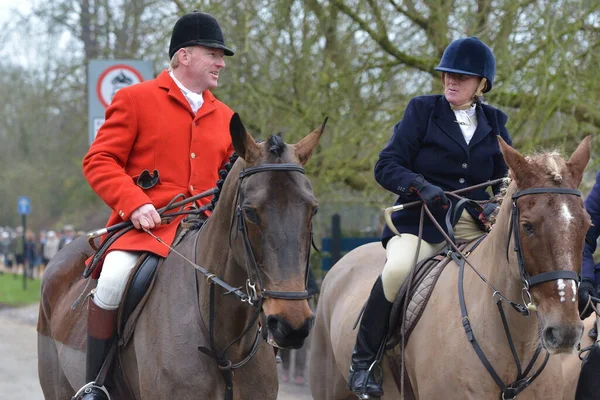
[375,95,512,246]
[582,171,600,282]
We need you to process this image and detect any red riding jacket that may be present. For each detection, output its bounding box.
[83,70,234,274]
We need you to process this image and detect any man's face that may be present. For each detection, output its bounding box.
[184,46,226,92]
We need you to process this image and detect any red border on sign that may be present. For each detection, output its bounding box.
[96,64,145,108]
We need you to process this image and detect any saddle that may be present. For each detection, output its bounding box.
[385,236,486,399]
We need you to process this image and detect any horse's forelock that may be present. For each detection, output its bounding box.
[525,150,566,184]
[267,134,286,157]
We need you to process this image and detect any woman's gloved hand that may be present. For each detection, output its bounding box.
[410,175,449,210]
[479,202,499,231]
[578,277,599,320]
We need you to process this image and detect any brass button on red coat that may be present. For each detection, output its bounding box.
[191,153,196,159]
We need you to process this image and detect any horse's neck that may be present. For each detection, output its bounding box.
[195,164,259,353]
[468,189,539,351]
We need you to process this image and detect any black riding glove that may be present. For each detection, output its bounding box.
[479,202,499,231]
[410,175,449,210]
[578,278,598,320]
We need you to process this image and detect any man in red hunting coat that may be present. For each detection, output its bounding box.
[74,11,235,400]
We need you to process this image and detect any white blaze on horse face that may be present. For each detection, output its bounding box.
[555,202,576,291]
[557,279,577,303]
[561,203,574,225]
[558,279,566,303]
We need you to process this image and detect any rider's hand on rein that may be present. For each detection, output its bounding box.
[410,175,450,210]
[131,203,162,230]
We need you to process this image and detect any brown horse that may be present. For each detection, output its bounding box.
[310,136,591,400]
[38,114,324,399]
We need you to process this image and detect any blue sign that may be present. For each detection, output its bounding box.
[17,196,31,215]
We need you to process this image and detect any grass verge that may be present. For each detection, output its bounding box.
[0,272,41,306]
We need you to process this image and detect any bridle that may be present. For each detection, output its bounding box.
[508,188,581,292]
[454,186,582,399]
[235,163,315,304]
[196,162,315,400]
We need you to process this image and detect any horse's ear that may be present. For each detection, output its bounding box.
[294,116,328,166]
[566,135,591,187]
[497,136,536,187]
[230,113,261,164]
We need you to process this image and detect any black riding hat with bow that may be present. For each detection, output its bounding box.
[168,11,234,59]
[435,36,496,92]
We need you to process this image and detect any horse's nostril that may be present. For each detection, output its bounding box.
[267,315,280,333]
[544,327,558,346]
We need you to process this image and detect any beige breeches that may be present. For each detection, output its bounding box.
[382,210,483,301]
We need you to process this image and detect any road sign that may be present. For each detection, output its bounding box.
[96,64,145,108]
[17,196,30,215]
[87,60,153,145]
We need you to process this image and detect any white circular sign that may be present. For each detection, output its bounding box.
[96,64,144,108]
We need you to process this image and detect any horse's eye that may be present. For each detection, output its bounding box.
[311,206,319,217]
[243,207,260,224]
[521,221,535,235]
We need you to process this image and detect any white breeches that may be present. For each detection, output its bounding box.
[381,210,483,301]
[94,250,141,310]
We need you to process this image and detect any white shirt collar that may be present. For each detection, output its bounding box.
[169,70,204,114]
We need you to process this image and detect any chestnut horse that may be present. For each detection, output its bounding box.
[310,137,591,399]
[38,114,324,399]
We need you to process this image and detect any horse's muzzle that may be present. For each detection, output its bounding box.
[542,322,584,353]
[265,314,314,349]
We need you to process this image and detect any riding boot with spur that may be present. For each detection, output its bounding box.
[348,275,393,399]
[72,297,117,400]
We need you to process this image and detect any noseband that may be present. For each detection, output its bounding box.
[236,163,315,305]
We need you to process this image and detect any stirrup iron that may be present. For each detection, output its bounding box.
[72,382,110,400]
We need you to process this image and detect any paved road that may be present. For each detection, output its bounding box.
[0,304,313,400]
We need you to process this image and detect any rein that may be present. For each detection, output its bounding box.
[416,186,581,399]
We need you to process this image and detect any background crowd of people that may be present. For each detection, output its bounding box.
[0,224,80,277]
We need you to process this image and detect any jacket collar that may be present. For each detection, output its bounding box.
[433,96,491,151]
[157,70,217,119]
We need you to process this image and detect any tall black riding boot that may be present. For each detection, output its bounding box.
[348,275,393,399]
[73,297,117,400]
[576,341,600,400]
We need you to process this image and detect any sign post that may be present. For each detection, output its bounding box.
[87,60,153,145]
[17,196,30,290]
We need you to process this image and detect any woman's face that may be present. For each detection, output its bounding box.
[443,73,482,106]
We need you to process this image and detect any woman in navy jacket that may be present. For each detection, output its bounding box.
[579,170,600,319]
[348,37,513,398]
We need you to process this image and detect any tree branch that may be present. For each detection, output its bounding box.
[331,0,436,73]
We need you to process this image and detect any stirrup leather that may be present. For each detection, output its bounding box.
[72,382,110,400]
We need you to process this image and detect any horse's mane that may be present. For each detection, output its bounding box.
[203,134,287,217]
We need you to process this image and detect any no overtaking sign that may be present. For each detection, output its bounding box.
[88,60,153,145]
